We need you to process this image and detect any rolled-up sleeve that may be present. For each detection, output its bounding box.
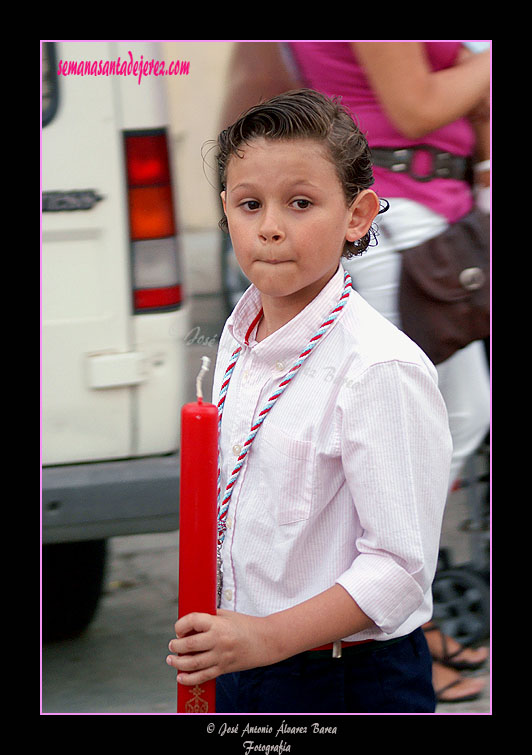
[335,359,452,635]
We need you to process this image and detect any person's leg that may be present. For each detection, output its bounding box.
[436,340,490,491]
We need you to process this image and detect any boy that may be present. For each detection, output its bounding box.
[167,89,452,713]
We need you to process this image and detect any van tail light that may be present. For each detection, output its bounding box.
[124,129,183,312]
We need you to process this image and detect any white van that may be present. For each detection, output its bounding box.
[41,41,189,640]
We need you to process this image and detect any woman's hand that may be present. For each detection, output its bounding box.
[166,609,276,686]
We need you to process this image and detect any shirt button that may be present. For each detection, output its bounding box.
[232,444,242,456]
[226,515,233,529]
[224,588,233,601]
[275,361,285,371]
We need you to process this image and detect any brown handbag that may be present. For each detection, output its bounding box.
[398,207,490,365]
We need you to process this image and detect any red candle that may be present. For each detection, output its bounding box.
[177,357,218,713]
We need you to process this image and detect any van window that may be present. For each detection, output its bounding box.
[42,42,59,127]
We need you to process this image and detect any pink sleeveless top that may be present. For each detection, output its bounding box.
[288,42,475,223]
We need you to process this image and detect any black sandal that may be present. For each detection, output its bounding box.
[423,623,488,671]
[435,677,485,704]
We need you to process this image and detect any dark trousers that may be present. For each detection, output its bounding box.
[216,627,435,714]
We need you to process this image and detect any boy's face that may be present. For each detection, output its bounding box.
[221,137,378,309]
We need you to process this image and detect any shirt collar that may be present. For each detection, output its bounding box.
[227,264,347,367]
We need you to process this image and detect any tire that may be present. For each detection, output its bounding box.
[431,566,490,646]
[42,539,108,642]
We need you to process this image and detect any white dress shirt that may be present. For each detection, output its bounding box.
[212,264,452,641]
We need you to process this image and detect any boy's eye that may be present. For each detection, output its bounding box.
[292,199,311,209]
[242,200,260,211]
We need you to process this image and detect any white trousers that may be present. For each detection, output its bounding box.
[344,199,490,490]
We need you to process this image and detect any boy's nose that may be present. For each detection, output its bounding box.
[258,209,285,243]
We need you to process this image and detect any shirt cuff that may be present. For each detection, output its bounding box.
[335,553,426,635]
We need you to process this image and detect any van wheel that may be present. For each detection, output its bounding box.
[42,540,107,642]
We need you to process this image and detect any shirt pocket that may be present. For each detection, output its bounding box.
[259,427,315,525]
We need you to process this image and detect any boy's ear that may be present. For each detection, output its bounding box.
[345,190,380,243]
[220,190,227,214]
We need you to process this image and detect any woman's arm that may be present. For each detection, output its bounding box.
[219,42,301,130]
[351,42,490,139]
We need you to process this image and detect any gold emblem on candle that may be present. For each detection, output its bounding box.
[184,684,210,713]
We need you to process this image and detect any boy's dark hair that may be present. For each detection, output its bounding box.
[217,88,386,258]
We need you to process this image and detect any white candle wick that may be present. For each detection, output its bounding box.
[196,356,211,402]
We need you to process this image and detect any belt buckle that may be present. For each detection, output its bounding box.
[332,640,342,658]
[407,144,442,182]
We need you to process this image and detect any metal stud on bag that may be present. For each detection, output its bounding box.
[459,267,485,291]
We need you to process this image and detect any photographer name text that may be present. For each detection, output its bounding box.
[206,720,338,753]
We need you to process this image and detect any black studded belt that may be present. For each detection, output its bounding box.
[371,145,471,183]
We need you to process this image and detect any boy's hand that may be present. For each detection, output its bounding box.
[167,585,375,686]
[166,609,276,686]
